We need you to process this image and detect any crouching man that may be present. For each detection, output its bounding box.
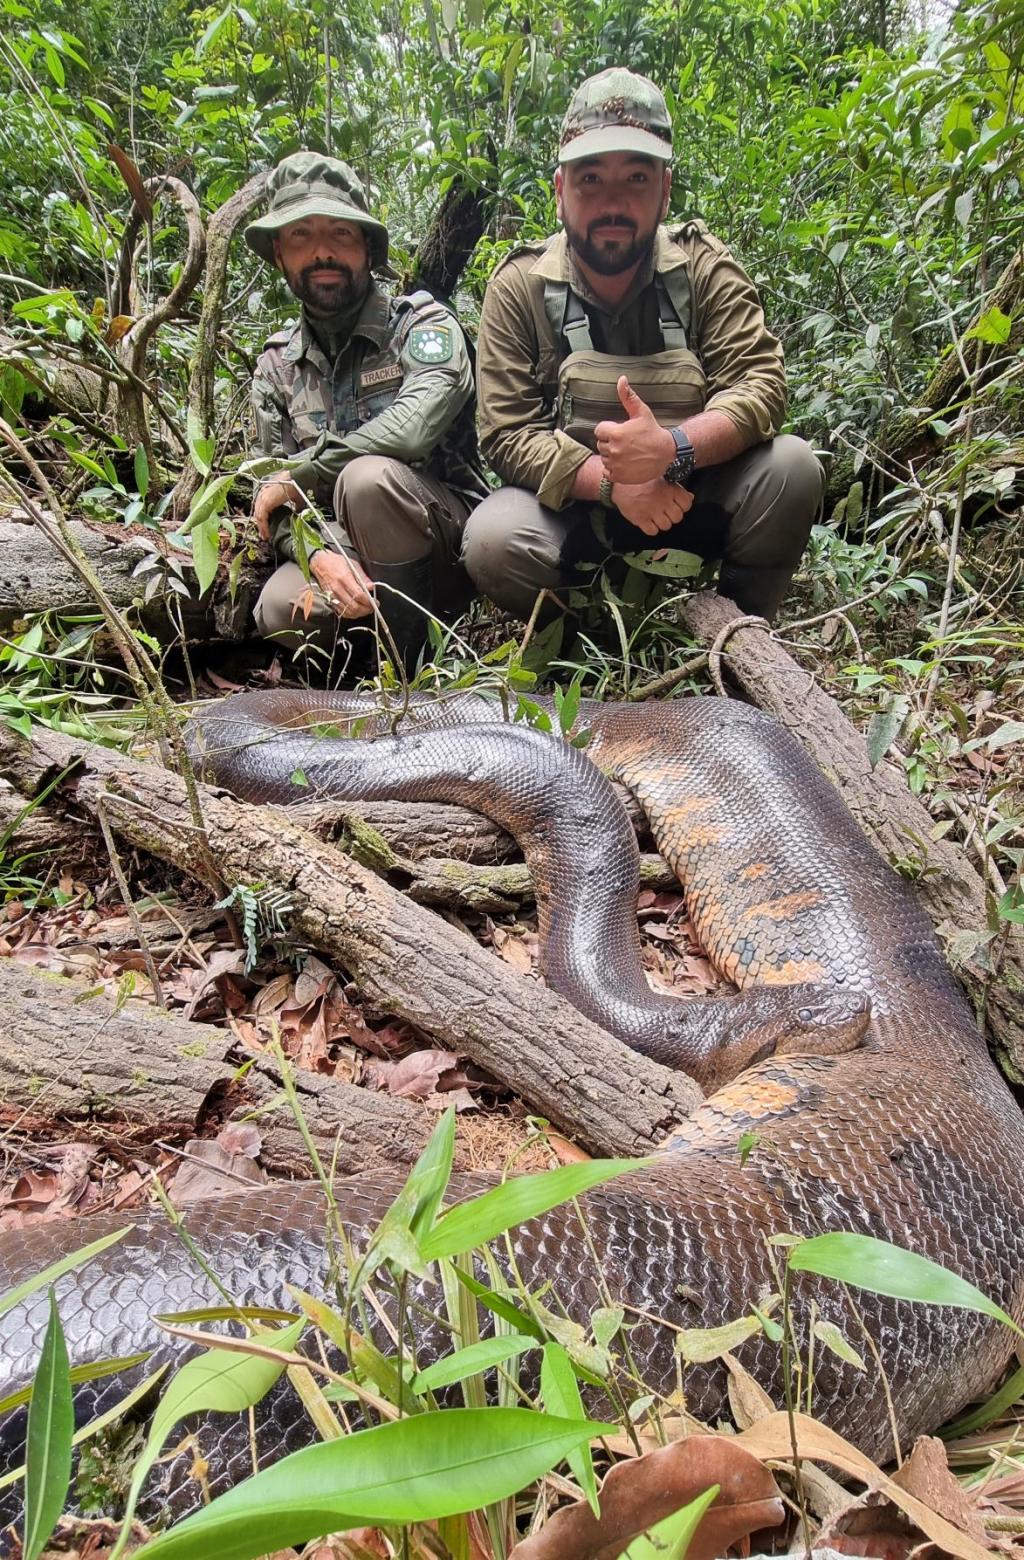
[245,152,487,671]
[463,68,823,624]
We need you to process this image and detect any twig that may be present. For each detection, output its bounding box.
[708,614,770,696]
[627,649,709,702]
[96,795,167,1010]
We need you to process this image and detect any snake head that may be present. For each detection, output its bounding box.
[783,985,872,1052]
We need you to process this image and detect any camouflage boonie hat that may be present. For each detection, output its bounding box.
[244,151,389,270]
[559,68,673,163]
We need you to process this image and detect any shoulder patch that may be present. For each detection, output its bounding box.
[408,323,453,364]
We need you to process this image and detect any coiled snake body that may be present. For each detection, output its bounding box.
[1,691,1022,1520]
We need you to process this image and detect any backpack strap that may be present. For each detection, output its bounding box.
[654,270,692,350]
[543,279,595,353]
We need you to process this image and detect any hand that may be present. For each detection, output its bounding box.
[595,376,677,484]
[612,478,694,538]
[253,472,306,541]
[311,549,375,619]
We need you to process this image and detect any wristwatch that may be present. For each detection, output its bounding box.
[663,427,696,486]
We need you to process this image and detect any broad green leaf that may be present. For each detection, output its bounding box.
[112,1317,305,1556]
[541,1342,599,1516]
[191,516,221,598]
[196,4,234,56]
[453,1270,545,1341]
[23,1290,73,1560]
[134,444,150,499]
[788,1233,1021,1335]
[186,409,215,474]
[412,1334,536,1393]
[0,1226,131,1319]
[621,1483,720,1559]
[942,99,976,153]
[676,1312,762,1364]
[185,473,235,534]
[421,1160,644,1263]
[812,1318,866,1371]
[866,694,908,769]
[135,1408,614,1559]
[965,306,1012,345]
[621,548,702,579]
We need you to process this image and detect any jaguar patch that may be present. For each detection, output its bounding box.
[408,324,453,364]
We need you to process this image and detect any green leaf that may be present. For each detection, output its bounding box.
[134,444,150,499]
[196,4,234,56]
[453,1270,545,1341]
[114,1317,305,1555]
[942,99,976,154]
[964,306,1012,346]
[22,1290,73,1560]
[186,409,214,475]
[412,1334,537,1393]
[541,1342,599,1516]
[0,1351,151,1417]
[621,1482,720,1559]
[135,1409,614,1559]
[812,1318,866,1371]
[185,474,234,535]
[983,719,1024,751]
[361,1107,457,1282]
[866,694,908,769]
[621,548,702,579]
[420,1159,645,1263]
[191,516,221,598]
[788,1233,1021,1335]
[0,1226,131,1319]
[676,1312,762,1364]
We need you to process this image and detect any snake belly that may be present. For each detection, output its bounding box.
[1,691,1022,1523]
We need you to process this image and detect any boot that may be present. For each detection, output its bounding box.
[715,562,796,622]
[367,554,435,674]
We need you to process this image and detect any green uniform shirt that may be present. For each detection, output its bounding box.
[251,283,487,558]
[476,223,787,510]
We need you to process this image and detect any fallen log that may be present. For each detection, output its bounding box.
[0,961,428,1176]
[0,513,271,640]
[0,725,700,1153]
[678,592,1024,1077]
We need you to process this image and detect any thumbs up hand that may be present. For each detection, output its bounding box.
[594,375,679,484]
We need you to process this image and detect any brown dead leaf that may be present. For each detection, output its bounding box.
[891,1437,990,1546]
[182,947,247,1020]
[251,973,295,1015]
[166,1137,266,1204]
[491,926,536,974]
[508,1434,784,1560]
[723,1349,777,1429]
[736,1413,993,1560]
[363,1048,459,1100]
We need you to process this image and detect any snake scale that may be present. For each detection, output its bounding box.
[1,689,1023,1529]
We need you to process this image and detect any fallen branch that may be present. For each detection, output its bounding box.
[0,961,427,1176]
[0,724,701,1153]
[678,591,1024,1076]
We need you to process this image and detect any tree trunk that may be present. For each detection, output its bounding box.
[678,592,1024,1077]
[0,725,701,1155]
[0,514,271,640]
[403,176,491,304]
[0,961,427,1176]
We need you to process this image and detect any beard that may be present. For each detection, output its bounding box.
[284,258,370,315]
[563,214,657,276]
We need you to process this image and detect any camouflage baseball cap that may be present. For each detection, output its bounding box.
[244,151,389,269]
[559,67,673,163]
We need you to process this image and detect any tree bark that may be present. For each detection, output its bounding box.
[678,591,1024,1076]
[171,170,271,521]
[403,176,491,304]
[0,726,700,1154]
[0,513,271,640]
[0,961,427,1176]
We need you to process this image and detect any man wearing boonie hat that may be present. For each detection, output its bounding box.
[463,67,822,623]
[245,151,487,671]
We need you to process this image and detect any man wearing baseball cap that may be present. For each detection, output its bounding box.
[463,67,822,623]
[245,151,487,671]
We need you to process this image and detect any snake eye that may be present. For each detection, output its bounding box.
[797,1007,815,1025]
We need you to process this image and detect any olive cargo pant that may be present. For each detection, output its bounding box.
[461,435,823,621]
[254,455,473,657]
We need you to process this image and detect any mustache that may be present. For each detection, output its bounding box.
[300,261,353,282]
[588,216,637,237]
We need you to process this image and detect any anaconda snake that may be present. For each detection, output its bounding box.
[0,690,1021,1524]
